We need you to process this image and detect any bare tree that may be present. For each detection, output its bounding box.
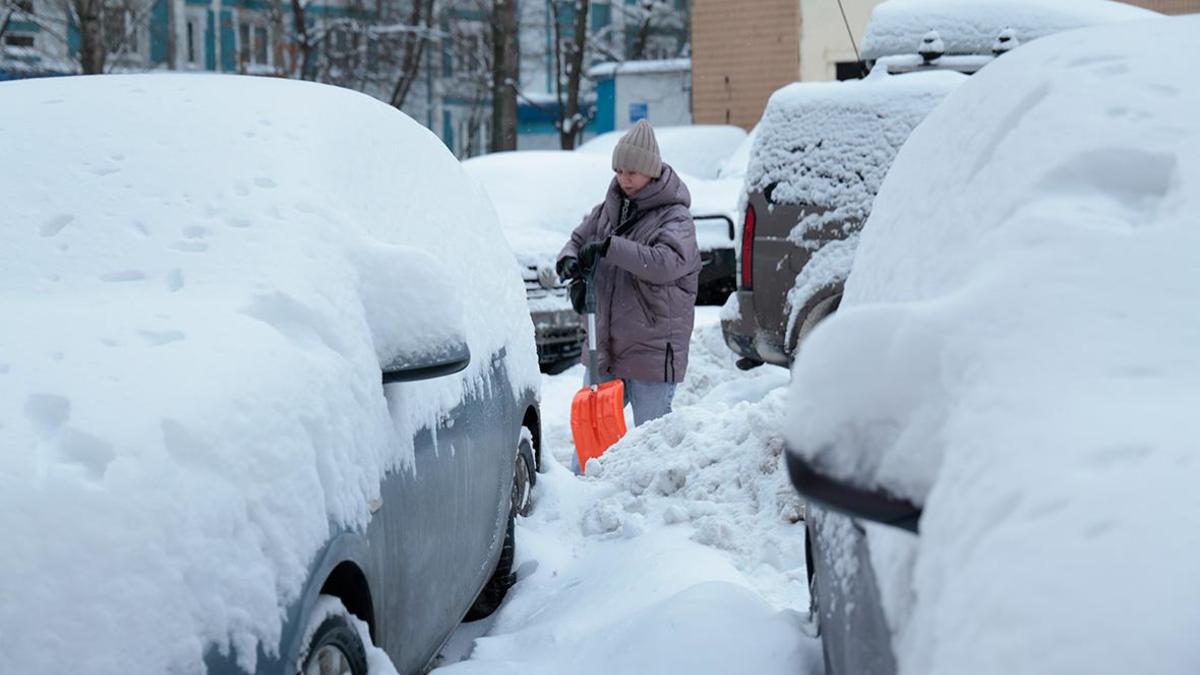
[385,0,434,110]
[489,0,518,151]
[4,0,156,74]
[278,0,438,113]
[617,0,688,61]
[549,0,590,149]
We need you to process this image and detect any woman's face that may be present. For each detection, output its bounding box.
[615,169,653,196]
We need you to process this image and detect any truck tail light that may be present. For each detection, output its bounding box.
[740,203,756,290]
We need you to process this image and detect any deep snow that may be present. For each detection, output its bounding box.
[430,308,823,675]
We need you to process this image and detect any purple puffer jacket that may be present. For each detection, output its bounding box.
[558,164,700,383]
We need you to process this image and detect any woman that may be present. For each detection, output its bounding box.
[556,119,700,428]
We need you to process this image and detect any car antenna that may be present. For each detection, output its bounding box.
[836,0,868,79]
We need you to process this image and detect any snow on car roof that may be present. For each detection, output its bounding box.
[464,150,737,258]
[0,74,536,675]
[747,68,966,238]
[861,0,1159,59]
[464,151,616,261]
[577,125,748,179]
[788,15,1200,673]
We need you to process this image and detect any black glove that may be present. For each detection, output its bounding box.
[568,278,587,314]
[579,237,611,275]
[556,256,581,282]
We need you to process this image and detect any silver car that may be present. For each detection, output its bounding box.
[0,74,541,675]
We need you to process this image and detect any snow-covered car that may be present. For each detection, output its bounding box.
[721,0,1159,372]
[576,124,748,179]
[0,74,541,675]
[785,15,1194,675]
[464,151,738,371]
[720,68,965,369]
[861,0,1156,65]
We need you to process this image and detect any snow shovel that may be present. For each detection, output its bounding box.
[570,269,626,474]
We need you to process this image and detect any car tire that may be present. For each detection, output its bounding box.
[463,433,533,622]
[463,517,515,622]
[513,435,536,517]
[299,603,369,675]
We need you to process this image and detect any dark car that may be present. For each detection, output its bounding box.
[721,68,965,370]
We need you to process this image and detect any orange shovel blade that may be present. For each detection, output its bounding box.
[570,379,627,474]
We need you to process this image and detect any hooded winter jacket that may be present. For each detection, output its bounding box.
[558,164,700,383]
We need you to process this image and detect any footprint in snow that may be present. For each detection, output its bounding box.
[170,241,208,253]
[24,393,71,435]
[40,214,74,237]
[139,329,186,346]
[101,270,147,282]
[166,269,185,292]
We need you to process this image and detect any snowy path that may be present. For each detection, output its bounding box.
[373,308,824,674]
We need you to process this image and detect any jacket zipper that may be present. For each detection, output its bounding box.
[664,343,675,383]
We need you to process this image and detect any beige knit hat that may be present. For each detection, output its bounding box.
[611,119,662,178]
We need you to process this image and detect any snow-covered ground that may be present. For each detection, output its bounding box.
[414,307,822,674]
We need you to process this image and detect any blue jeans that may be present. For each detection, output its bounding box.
[571,371,677,474]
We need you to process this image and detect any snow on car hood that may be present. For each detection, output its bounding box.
[861,0,1158,60]
[787,16,1200,675]
[0,74,537,675]
[464,151,735,263]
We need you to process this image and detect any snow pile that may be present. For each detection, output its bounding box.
[747,68,965,240]
[577,124,748,179]
[861,0,1158,59]
[437,311,820,674]
[0,74,537,675]
[788,17,1200,674]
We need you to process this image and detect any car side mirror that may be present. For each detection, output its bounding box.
[381,340,471,384]
[785,448,922,533]
[354,243,472,385]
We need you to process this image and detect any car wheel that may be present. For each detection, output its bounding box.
[463,517,515,622]
[300,604,368,675]
[513,435,536,517]
[464,433,533,621]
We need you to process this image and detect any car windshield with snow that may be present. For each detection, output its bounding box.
[784,13,1197,675]
[0,74,542,675]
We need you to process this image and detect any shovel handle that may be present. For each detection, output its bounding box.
[584,267,599,388]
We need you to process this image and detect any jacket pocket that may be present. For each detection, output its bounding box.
[632,283,657,325]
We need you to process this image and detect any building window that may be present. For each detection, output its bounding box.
[835,61,868,80]
[239,22,270,67]
[5,34,35,47]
